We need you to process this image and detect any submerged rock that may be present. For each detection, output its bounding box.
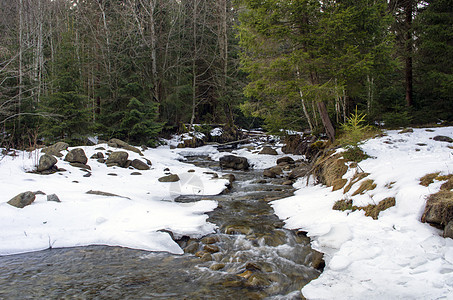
[259,146,278,155]
[219,155,249,170]
[7,191,36,208]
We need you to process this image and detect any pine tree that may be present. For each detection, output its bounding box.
[39,31,91,145]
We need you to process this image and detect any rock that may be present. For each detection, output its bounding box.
[421,190,453,227]
[282,180,293,186]
[70,162,91,170]
[444,221,453,239]
[203,244,220,253]
[180,137,205,148]
[259,146,278,155]
[105,151,129,167]
[276,156,294,165]
[108,138,144,156]
[131,159,150,170]
[263,166,282,178]
[222,174,236,184]
[188,169,195,173]
[7,191,36,208]
[433,135,453,143]
[90,152,104,159]
[83,172,91,177]
[398,128,414,134]
[219,155,250,171]
[210,263,225,271]
[64,148,88,164]
[41,142,69,157]
[288,164,310,180]
[47,194,61,202]
[202,236,220,244]
[37,154,58,172]
[107,173,117,176]
[158,174,180,182]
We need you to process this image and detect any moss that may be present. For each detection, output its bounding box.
[351,179,377,196]
[333,197,396,220]
[420,172,440,186]
[440,177,453,191]
[342,147,370,162]
[333,199,354,211]
[344,172,370,193]
[361,197,396,220]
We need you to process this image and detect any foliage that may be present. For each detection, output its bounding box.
[337,108,376,162]
[39,32,91,145]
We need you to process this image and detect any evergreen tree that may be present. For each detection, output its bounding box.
[414,0,453,122]
[39,31,91,144]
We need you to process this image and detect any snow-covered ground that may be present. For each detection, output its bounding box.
[0,144,228,256]
[271,127,453,299]
[2,127,453,298]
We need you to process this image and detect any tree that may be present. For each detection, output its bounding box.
[237,0,394,140]
[414,0,453,121]
[39,31,91,144]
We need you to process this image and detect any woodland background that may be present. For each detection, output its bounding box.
[0,0,451,146]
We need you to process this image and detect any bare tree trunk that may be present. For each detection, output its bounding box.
[18,0,23,127]
[404,0,413,107]
[317,101,335,142]
[296,67,313,132]
[190,0,198,130]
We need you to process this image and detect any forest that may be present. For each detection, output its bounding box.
[0,0,452,147]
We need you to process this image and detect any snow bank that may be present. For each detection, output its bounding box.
[0,144,228,256]
[272,127,453,299]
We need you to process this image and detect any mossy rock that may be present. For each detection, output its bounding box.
[313,153,348,187]
[351,179,377,196]
[421,190,453,227]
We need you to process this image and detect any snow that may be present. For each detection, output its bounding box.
[0,144,228,256]
[2,127,453,298]
[271,127,453,299]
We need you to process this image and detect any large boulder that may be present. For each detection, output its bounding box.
[131,159,150,170]
[421,190,453,228]
[108,138,144,156]
[219,155,250,171]
[263,166,282,178]
[64,148,88,164]
[259,146,278,155]
[7,191,36,208]
[277,156,295,165]
[41,142,69,157]
[105,151,129,167]
[288,164,310,180]
[37,154,58,172]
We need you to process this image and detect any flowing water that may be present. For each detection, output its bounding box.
[0,155,323,299]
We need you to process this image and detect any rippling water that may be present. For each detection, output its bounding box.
[0,155,322,299]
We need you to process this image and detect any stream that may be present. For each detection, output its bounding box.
[0,155,323,299]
